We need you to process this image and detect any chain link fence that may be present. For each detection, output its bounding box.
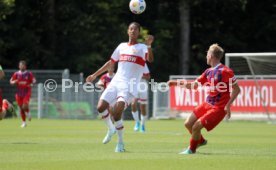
[2,69,153,120]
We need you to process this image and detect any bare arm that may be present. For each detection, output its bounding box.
[225,83,241,119]
[145,35,154,63]
[10,74,18,85]
[167,79,199,90]
[10,78,17,85]
[86,60,114,82]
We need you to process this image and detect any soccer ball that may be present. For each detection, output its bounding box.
[129,0,146,14]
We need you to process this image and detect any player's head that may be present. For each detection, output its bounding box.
[19,60,27,71]
[206,44,224,65]
[128,22,140,40]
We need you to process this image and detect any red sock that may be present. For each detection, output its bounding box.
[189,138,199,153]
[188,129,205,144]
[2,100,9,110]
[20,110,26,121]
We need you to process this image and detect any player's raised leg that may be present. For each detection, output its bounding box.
[97,99,116,144]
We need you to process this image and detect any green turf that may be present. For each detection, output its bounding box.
[1,119,276,170]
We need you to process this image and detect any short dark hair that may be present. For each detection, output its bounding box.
[19,60,27,66]
[129,22,141,31]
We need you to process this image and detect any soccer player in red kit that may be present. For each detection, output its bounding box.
[169,44,240,154]
[0,64,16,120]
[10,61,36,128]
[97,64,115,89]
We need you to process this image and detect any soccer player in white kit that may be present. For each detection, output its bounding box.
[86,22,154,152]
[131,64,150,132]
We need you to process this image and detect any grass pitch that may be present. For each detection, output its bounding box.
[1,119,276,170]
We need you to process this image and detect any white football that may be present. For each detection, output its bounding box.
[129,0,146,14]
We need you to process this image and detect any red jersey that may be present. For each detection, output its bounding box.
[197,63,237,109]
[11,71,36,97]
[97,73,115,89]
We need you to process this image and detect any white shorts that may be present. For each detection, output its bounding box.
[137,83,148,104]
[100,83,134,108]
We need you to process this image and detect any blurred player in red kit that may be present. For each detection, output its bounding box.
[97,64,115,89]
[10,60,36,128]
[0,64,15,120]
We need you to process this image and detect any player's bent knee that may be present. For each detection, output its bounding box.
[184,119,194,129]
[184,121,191,129]
[97,105,106,113]
[97,100,109,113]
[117,97,128,110]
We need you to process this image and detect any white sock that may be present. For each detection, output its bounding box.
[115,120,124,144]
[132,111,139,122]
[141,114,147,125]
[99,109,115,130]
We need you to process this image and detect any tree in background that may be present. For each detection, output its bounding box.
[179,0,190,75]
[0,0,15,63]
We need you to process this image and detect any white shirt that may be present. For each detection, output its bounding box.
[110,42,148,96]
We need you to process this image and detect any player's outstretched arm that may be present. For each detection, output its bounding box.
[10,78,17,85]
[167,79,199,90]
[145,35,154,63]
[10,74,18,85]
[225,83,241,119]
[86,60,113,82]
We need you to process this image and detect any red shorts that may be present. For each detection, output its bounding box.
[16,94,31,106]
[193,102,226,131]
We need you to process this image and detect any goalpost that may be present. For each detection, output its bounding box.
[225,53,276,75]
[152,53,276,121]
[225,52,276,122]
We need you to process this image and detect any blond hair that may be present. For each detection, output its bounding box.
[208,43,224,60]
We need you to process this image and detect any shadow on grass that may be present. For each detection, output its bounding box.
[9,142,39,145]
[197,152,242,156]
